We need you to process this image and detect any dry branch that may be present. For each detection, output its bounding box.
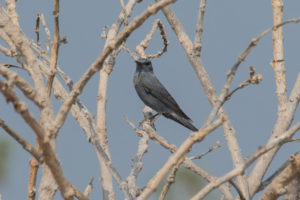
[156,3,250,198]
[127,116,234,200]
[191,121,300,200]
[138,118,223,199]
[0,80,87,200]
[259,153,300,200]
[194,0,206,55]
[136,19,169,59]
[0,117,42,162]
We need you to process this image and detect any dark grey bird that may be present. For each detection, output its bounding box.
[133,58,198,132]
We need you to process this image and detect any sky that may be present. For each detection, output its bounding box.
[0,0,300,199]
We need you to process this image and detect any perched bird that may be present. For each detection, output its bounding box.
[133,58,198,132]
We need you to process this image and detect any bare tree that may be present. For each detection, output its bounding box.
[0,0,300,200]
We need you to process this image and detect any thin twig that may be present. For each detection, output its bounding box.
[159,156,184,200]
[204,18,300,126]
[27,13,42,200]
[27,142,40,200]
[125,116,149,197]
[100,25,109,39]
[46,0,60,97]
[83,177,94,197]
[122,42,139,60]
[147,20,169,59]
[120,0,128,26]
[0,117,43,162]
[0,31,17,56]
[0,44,15,57]
[194,0,206,55]
[225,66,262,101]
[189,141,221,160]
[39,13,51,54]
[136,19,169,59]
[35,14,40,47]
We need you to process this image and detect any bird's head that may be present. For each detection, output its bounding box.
[135,58,153,73]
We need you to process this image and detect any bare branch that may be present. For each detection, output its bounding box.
[205,18,300,126]
[189,141,221,160]
[191,121,300,200]
[27,142,40,200]
[83,178,94,197]
[125,116,149,197]
[225,66,263,101]
[285,178,300,200]
[100,25,109,39]
[258,158,290,192]
[120,0,128,26]
[247,1,300,194]
[136,19,169,59]
[39,13,51,54]
[0,65,45,108]
[259,153,300,200]
[194,0,206,55]
[288,73,300,111]
[229,180,246,200]
[0,80,87,200]
[0,31,17,56]
[138,118,223,199]
[35,14,40,47]
[46,0,60,97]
[0,117,43,162]
[95,1,141,199]
[157,3,250,197]
[5,0,19,26]
[127,115,233,200]
[159,156,184,200]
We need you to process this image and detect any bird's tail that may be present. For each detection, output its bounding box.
[163,112,198,132]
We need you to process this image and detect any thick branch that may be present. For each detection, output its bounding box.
[259,153,300,200]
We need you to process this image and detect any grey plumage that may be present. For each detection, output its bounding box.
[133,59,198,132]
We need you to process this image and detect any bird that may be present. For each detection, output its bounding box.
[133,58,198,132]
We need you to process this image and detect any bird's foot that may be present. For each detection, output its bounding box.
[139,113,161,131]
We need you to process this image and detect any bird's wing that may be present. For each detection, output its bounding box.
[140,73,191,120]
